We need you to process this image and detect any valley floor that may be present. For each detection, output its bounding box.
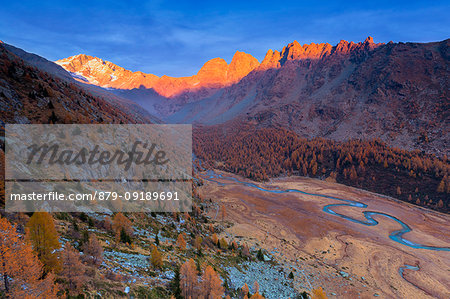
[199,170,450,298]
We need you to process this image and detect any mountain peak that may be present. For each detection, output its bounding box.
[278,41,333,63]
[364,36,374,44]
[230,50,257,63]
[196,57,228,83]
[55,37,382,96]
[228,51,259,83]
[258,37,382,69]
[260,49,281,70]
[56,51,260,98]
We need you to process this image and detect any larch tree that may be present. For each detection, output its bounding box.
[230,240,238,251]
[180,258,198,298]
[81,233,103,266]
[241,243,250,258]
[253,280,259,294]
[26,212,61,274]
[311,161,318,176]
[103,216,113,232]
[150,244,163,269]
[61,242,86,295]
[176,233,186,250]
[211,233,219,245]
[437,178,445,193]
[200,265,224,299]
[112,212,133,236]
[221,205,227,222]
[219,238,228,249]
[241,283,249,296]
[194,235,203,251]
[0,216,57,298]
[349,166,357,181]
[311,287,328,299]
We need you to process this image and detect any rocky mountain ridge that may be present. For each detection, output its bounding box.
[56,37,449,155]
[56,50,259,97]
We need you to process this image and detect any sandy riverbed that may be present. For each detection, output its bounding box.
[199,170,450,298]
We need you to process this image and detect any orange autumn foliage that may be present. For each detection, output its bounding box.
[26,212,61,274]
[150,244,163,268]
[0,216,57,298]
[81,233,103,266]
[112,212,133,236]
[61,242,87,294]
[180,258,198,298]
[200,265,224,298]
[176,233,187,250]
[194,124,449,212]
[312,287,328,299]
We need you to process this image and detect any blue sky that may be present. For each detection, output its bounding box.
[1,0,449,77]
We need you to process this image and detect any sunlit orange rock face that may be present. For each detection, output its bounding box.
[259,41,332,70]
[259,36,379,70]
[56,51,260,97]
[227,51,260,83]
[54,37,449,155]
[56,54,160,89]
[56,38,381,98]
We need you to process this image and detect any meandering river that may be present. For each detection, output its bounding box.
[203,170,449,252]
[201,169,450,289]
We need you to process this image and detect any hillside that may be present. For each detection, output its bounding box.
[0,43,152,125]
[170,38,449,156]
[0,42,296,299]
[0,42,156,210]
[57,38,450,156]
